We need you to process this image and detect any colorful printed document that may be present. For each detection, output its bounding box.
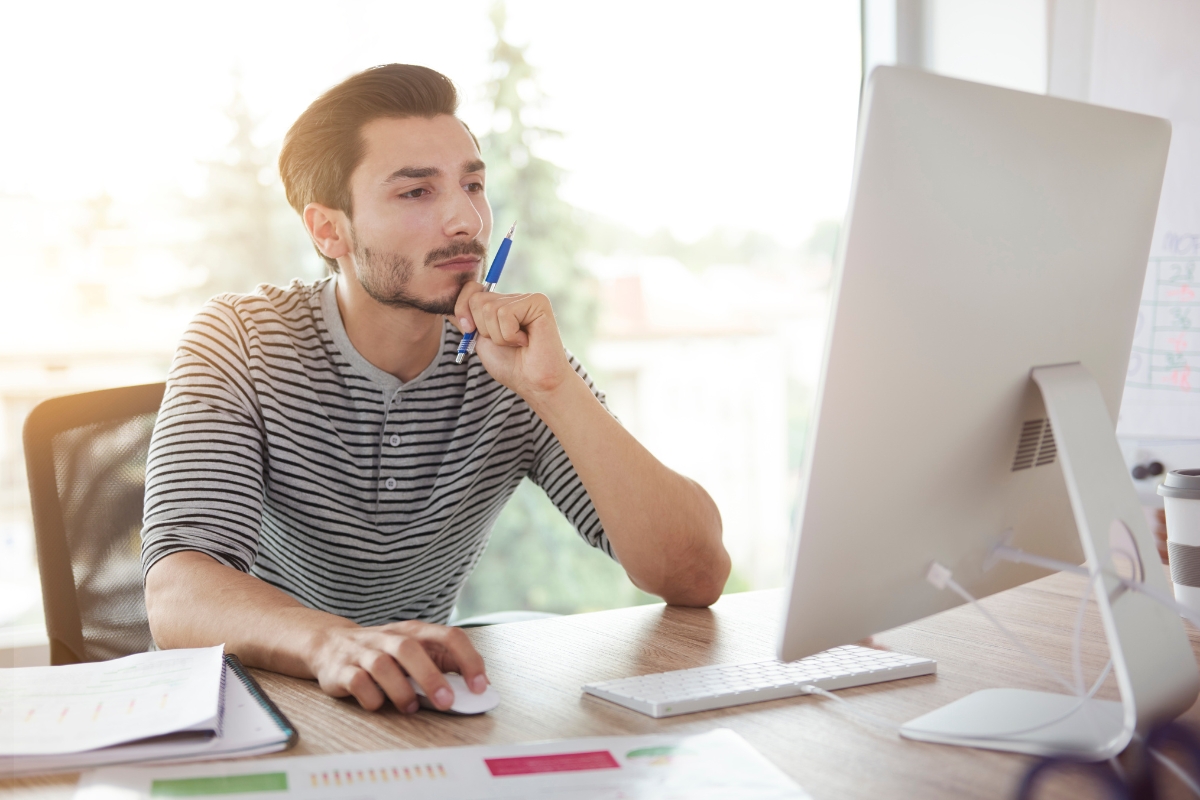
[1,646,225,756]
[74,728,808,799]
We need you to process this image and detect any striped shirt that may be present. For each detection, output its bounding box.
[141,277,612,625]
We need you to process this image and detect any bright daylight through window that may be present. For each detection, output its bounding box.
[0,2,862,635]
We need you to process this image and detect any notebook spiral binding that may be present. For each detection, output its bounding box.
[223,654,299,748]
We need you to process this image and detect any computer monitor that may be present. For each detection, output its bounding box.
[778,66,1197,759]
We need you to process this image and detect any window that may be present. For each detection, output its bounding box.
[0,1,864,632]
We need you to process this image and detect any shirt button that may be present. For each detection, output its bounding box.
[385,477,397,490]
[389,434,400,447]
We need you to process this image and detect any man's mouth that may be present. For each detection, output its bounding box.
[434,256,481,272]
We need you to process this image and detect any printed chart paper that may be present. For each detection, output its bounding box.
[1,646,225,756]
[7,656,293,777]
[1092,0,1200,437]
[74,728,809,800]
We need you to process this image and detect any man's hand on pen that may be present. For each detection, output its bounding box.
[454,283,575,401]
[306,620,489,713]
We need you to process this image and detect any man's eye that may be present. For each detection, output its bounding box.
[465,182,484,193]
[400,188,429,199]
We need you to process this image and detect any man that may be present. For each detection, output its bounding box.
[142,64,729,715]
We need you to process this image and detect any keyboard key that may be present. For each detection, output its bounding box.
[582,645,936,719]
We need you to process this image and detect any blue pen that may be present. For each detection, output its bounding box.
[455,222,517,364]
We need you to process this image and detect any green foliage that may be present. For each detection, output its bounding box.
[803,219,842,262]
[788,377,815,472]
[458,4,654,617]
[476,3,595,355]
[181,85,320,300]
[455,480,654,617]
[723,567,753,595]
[585,217,842,273]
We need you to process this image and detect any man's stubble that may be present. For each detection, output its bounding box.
[353,235,487,315]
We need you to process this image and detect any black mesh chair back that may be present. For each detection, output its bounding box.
[23,383,166,664]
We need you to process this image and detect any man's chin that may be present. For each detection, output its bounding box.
[361,279,469,316]
[371,293,460,315]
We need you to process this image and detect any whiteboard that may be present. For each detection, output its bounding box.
[1077,0,1200,437]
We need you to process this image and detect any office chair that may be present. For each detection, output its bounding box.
[23,383,165,665]
[23,382,559,665]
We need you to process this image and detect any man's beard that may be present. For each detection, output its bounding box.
[353,236,487,314]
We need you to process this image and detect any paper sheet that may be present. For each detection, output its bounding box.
[74,728,809,800]
[0,646,225,756]
[1091,0,1200,437]
[7,656,292,777]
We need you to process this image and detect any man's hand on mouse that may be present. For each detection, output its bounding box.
[306,620,489,712]
[453,285,575,403]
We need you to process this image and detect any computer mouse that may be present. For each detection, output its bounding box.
[407,673,500,715]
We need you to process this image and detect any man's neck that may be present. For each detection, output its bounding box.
[334,275,445,384]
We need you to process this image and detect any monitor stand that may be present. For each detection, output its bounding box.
[898,363,1199,760]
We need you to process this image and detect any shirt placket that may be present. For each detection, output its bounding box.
[376,388,404,515]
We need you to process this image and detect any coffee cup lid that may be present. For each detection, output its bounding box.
[1158,469,1200,500]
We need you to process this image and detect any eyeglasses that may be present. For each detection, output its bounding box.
[1017,722,1200,800]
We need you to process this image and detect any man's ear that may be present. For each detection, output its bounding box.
[303,203,352,260]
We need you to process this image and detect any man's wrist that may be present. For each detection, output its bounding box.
[523,368,592,427]
[287,610,358,680]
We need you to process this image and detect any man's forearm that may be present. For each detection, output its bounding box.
[527,373,730,606]
[146,551,492,712]
[145,551,353,677]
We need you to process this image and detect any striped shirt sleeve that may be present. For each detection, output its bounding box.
[526,353,617,560]
[141,297,267,581]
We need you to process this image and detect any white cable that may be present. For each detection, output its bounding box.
[992,543,1200,631]
[1150,746,1200,797]
[804,562,1108,741]
[1070,569,1101,696]
[945,659,1113,741]
[801,662,1117,742]
[927,563,1078,694]
[1127,727,1200,798]
[810,549,1195,759]
[922,547,1200,791]
[1126,579,1200,631]
[992,543,1200,792]
[798,684,903,731]
[992,545,1089,578]
[925,561,1134,741]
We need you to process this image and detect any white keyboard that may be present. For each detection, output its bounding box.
[582,645,936,718]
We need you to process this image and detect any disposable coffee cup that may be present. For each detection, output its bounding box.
[1158,469,1200,613]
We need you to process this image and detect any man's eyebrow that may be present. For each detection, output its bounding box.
[463,159,486,174]
[384,166,440,183]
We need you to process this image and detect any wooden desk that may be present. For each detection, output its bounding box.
[8,571,1200,799]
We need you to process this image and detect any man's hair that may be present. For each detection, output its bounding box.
[279,64,465,273]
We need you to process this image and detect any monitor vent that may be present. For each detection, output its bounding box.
[1012,418,1057,471]
[1035,422,1057,466]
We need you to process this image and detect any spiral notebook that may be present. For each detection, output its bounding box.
[5,653,297,777]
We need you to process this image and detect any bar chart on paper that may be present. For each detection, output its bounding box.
[1127,252,1200,394]
[1092,2,1200,438]
[0,646,224,756]
[76,730,810,800]
[1121,248,1200,437]
[303,761,450,789]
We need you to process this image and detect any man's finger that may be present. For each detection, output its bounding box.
[455,281,485,333]
[464,292,487,338]
[496,298,531,346]
[358,646,418,713]
[469,293,503,345]
[424,625,490,694]
[341,665,386,711]
[386,636,456,711]
[470,292,532,347]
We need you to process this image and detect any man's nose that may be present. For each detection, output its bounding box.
[442,186,483,239]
